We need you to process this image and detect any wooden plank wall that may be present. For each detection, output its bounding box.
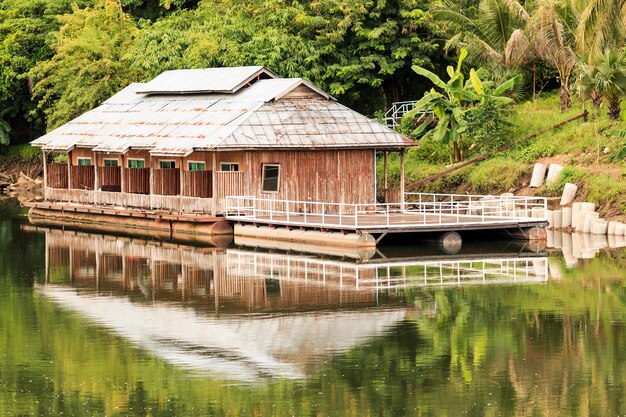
[182,171,212,198]
[70,166,94,190]
[154,169,180,196]
[98,166,121,192]
[214,171,244,198]
[47,164,68,189]
[213,150,375,204]
[125,168,150,194]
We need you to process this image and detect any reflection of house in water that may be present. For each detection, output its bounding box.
[40,228,549,381]
[44,229,549,312]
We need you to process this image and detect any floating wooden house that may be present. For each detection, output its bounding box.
[30,66,549,247]
[32,66,412,216]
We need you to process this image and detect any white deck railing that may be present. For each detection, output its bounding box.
[225,193,548,230]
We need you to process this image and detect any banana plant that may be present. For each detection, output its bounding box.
[404,48,520,162]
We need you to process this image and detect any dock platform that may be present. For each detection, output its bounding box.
[225,193,549,239]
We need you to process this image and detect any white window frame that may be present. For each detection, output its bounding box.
[187,161,206,171]
[159,159,176,169]
[77,157,92,166]
[261,163,280,193]
[103,158,119,167]
[220,162,240,172]
[127,158,145,169]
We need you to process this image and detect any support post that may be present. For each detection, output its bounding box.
[400,149,405,206]
[120,155,126,193]
[384,151,388,189]
[211,153,217,216]
[149,155,155,207]
[180,158,185,197]
[67,151,72,189]
[42,150,48,199]
[93,153,99,191]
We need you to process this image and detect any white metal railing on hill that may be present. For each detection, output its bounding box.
[225,193,548,231]
[383,101,434,128]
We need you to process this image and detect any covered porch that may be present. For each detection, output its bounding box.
[43,150,244,214]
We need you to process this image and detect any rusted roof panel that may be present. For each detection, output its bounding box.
[32,68,412,153]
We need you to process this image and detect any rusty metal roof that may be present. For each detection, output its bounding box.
[32,67,412,154]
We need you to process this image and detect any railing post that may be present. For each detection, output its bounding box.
[354,204,358,227]
[386,204,390,227]
[322,202,325,226]
[339,204,342,226]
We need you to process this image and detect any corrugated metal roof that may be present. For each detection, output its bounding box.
[134,66,278,95]
[32,68,412,153]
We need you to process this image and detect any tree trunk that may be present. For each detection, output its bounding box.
[560,83,571,111]
[452,140,464,162]
[608,98,621,120]
[590,88,602,110]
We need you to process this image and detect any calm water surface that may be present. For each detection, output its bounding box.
[0,218,625,416]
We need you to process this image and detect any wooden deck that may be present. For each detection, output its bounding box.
[27,201,221,223]
[229,212,547,233]
[225,194,549,235]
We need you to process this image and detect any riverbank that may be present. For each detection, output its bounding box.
[0,144,42,204]
[388,93,626,222]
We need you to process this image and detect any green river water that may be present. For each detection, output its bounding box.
[0,217,625,416]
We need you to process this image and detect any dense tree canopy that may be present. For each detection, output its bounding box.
[0,0,625,146]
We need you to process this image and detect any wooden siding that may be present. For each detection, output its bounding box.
[214,171,244,198]
[70,166,94,190]
[125,168,150,194]
[183,170,212,198]
[154,168,180,196]
[45,149,376,214]
[218,150,375,204]
[281,84,324,99]
[70,147,94,165]
[47,164,68,189]
[98,166,121,192]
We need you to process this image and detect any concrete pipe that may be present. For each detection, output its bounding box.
[530,163,547,188]
[560,183,578,206]
[561,207,572,228]
[546,163,564,185]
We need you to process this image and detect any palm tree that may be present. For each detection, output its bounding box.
[594,48,626,119]
[576,0,626,61]
[527,0,578,110]
[434,0,530,72]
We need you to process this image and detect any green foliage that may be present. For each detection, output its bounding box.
[585,172,626,206]
[404,49,519,162]
[31,0,140,130]
[464,94,515,150]
[3,144,40,161]
[465,157,526,193]
[512,140,558,163]
[52,153,68,164]
[0,118,9,146]
[0,0,94,143]
[543,166,586,196]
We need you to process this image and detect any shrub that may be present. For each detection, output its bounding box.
[542,166,585,196]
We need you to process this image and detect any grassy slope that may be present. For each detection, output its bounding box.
[383,92,626,220]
